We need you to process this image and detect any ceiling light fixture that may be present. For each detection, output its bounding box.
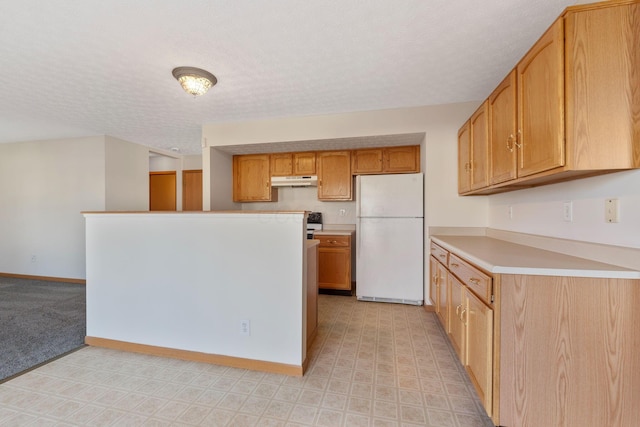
[172,66,217,97]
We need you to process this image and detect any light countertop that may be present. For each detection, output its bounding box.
[431,235,640,279]
[313,230,354,236]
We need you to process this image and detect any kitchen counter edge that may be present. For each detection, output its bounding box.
[431,235,640,279]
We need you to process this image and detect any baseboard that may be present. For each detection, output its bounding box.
[85,336,306,376]
[0,272,85,284]
[423,304,435,313]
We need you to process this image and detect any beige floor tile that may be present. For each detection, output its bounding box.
[0,295,495,427]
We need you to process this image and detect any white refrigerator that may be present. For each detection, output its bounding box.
[356,173,424,305]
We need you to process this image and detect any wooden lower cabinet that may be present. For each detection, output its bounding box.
[317,234,352,292]
[432,239,640,426]
[429,256,447,328]
[433,241,494,420]
[464,287,493,418]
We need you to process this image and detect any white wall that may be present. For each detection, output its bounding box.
[105,136,149,211]
[0,135,153,280]
[0,137,106,279]
[204,148,237,211]
[489,169,640,249]
[85,212,307,366]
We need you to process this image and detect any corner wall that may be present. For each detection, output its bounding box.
[0,137,106,279]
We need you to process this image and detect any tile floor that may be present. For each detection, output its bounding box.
[0,295,494,426]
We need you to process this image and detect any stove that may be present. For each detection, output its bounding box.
[307,212,323,239]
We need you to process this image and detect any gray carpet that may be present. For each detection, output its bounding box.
[0,277,86,381]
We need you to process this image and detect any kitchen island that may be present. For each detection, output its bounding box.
[83,211,314,375]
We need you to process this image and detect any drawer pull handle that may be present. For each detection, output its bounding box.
[456,304,461,316]
[451,263,459,268]
[439,254,446,258]
[469,278,480,284]
[461,308,468,324]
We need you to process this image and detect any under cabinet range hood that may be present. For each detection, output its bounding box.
[271,176,318,187]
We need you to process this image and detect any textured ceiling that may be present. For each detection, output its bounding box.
[0,0,579,155]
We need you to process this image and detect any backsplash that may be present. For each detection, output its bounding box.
[241,186,357,225]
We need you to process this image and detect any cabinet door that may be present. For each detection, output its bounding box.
[470,102,489,190]
[436,261,448,329]
[517,18,565,177]
[270,153,293,176]
[465,288,494,417]
[318,247,351,290]
[458,122,471,194]
[352,148,383,174]
[233,154,273,202]
[317,151,352,200]
[293,152,316,175]
[448,275,465,360]
[489,70,518,185]
[384,146,420,173]
[429,256,439,312]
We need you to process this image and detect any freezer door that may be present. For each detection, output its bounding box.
[357,173,423,218]
[356,217,423,302]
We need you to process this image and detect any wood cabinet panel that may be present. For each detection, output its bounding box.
[271,152,316,176]
[458,122,471,194]
[352,148,383,174]
[294,152,316,175]
[270,153,293,176]
[470,102,489,190]
[384,145,420,173]
[489,70,518,185]
[499,274,640,427]
[317,151,352,200]
[517,17,565,177]
[233,154,275,202]
[318,234,352,292]
[448,275,465,360]
[465,289,493,417]
[564,3,640,170]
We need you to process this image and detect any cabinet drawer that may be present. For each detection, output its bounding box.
[317,235,350,247]
[430,242,449,265]
[449,254,492,304]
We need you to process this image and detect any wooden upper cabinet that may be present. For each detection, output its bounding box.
[384,145,420,173]
[460,2,640,195]
[293,152,316,175]
[458,121,471,194]
[489,70,518,185]
[233,154,275,202]
[317,151,352,200]
[270,152,316,176]
[470,102,489,190]
[564,2,640,170]
[352,145,420,174]
[352,148,383,174]
[270,153,294,176]
[517,17,565,178]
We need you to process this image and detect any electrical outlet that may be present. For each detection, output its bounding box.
[31,255,37,263]
[605,198,619,223]
[508,206,513,220]
[240,319,251,336]
[339,209,346,216]
[563,201,573,222]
